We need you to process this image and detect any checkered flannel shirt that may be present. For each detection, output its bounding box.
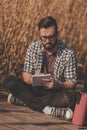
[23,40,77,83]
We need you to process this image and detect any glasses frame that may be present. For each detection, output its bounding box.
[40,34,56,42]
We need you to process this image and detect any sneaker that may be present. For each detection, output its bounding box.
[7,93,25,106]
[43,106,73,120]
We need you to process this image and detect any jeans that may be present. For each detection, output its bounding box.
[1,75,77,112]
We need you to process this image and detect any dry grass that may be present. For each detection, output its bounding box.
[0,0,87,82]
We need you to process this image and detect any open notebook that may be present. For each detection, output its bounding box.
[32,74,51,87]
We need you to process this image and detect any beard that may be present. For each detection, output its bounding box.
[43,42,56,51]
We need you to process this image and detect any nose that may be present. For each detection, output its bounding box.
[45,38,50,42]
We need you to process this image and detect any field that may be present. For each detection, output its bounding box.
[0,0,87,82]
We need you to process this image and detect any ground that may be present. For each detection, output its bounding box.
[0,91,87,130]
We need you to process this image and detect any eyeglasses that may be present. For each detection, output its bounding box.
[40,34,56,42]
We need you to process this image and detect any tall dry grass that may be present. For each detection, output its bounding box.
[0,0,87,82]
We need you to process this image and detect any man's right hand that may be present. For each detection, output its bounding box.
[22,72,32,84]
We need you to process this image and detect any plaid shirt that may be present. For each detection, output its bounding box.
[23,40,77,83]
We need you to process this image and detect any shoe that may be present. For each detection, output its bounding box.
[43,106,73,120]
[7,93,25,106]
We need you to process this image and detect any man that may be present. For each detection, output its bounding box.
[2,16,77,120]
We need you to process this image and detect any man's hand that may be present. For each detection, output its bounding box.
[34,72,44,75]
[42,78,54,89]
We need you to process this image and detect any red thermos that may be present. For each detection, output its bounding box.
[72,93,87,126]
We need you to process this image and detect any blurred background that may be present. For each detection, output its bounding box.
[0,0,87,84]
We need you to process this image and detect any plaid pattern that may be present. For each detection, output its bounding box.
[23,40,77,83]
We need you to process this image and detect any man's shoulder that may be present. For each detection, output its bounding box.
[27,41,43,51]
[30,41,42,46]
[57,40,75,55]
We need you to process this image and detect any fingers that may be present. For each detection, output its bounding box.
[42,78,54,89]
[34,72,44,75]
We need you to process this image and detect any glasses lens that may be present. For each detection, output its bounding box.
[40,35,56,42]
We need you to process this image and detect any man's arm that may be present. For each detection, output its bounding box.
[22,71,44,85]
[22,71,76,89]
[54,80,76,89]
[42,78,76,89]
[22,72,32,84]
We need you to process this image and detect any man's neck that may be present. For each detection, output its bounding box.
[45,45,57,55]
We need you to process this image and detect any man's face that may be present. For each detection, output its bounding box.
[40,26,57,51]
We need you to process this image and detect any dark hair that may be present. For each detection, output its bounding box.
[38,16,58,32]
